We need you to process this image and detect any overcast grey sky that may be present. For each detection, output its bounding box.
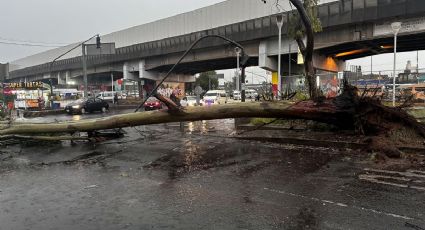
[0,0,225,63]
[1,0,423,76]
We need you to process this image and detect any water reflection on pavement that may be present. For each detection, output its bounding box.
[0,116,424,230]
[16,109,135,123]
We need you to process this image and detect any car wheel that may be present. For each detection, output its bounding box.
[101,107,107,113]
[81,108,86,114]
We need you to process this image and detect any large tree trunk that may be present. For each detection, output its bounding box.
[290,0,318,100]
[2,85,425,157]
[0,101,353,136]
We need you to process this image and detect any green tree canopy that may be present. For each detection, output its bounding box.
[196,71,219,91]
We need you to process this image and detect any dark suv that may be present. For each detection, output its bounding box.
[65,98,109,114]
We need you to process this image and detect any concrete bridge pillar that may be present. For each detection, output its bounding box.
[138,59,157,81]
[123,61,139,81]
[57,72,67,85]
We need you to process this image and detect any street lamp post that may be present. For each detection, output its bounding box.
[391,22,402,107]
[276,14,284,100]
[288,43,291,95]
[82,44,88,98]
[235,47,241,91]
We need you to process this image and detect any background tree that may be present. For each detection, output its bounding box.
[196,71,219,91]
[263,0,322,100]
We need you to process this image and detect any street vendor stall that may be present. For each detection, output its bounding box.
[4,81,49,110]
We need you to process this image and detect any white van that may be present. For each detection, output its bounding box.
[203,90,227,105]
[96,91,126,101]
[245,89,258,99]
[233,90,241,100]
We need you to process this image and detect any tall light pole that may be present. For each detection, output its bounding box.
[391,22,402,107]
[288,43,291,95]
[82,34,101,98]
[235,47,241,91]
[276,14,284,99]
[82,44,88,98]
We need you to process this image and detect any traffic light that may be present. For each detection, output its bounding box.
[96,35,101,49]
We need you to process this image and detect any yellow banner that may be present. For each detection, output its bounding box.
[272,72,278,85]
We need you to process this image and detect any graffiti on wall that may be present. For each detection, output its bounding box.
[157,82,185,97]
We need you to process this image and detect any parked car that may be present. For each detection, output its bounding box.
[65,98,109,114]
[181,96,203,106]
[143,97,163,111]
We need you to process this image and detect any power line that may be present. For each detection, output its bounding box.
[0,41,61,47]
[0,36,69,45]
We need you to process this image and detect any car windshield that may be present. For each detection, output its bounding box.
[186,96,196,100]
[205,93,218,97]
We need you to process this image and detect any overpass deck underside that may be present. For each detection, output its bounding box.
[318,32,425,61]
[148,57,259,75]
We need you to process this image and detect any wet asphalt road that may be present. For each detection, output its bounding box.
[1,112,425,230]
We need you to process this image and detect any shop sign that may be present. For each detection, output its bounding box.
[5,81,44,89]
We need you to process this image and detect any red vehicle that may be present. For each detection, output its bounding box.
[144,97,163,111]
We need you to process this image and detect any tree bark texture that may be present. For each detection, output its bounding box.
[290,0,318,99]
[0,101,353,136]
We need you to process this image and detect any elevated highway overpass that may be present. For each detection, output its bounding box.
[4,0,425,93]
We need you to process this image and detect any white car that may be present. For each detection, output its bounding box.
[203,90,229,105]
[181,96,203,106]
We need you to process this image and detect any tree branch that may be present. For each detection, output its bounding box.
[289,0,314,63]
[154,94,181,112]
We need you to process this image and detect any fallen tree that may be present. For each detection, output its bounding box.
[0,101,350,135]
[0,86,422,138]
[1,82,424,158]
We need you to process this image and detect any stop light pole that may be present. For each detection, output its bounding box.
[49,34,100,102]
[82,44,88,98]
[82,34,101,98]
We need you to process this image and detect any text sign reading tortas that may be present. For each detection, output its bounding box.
[5,81,44,89]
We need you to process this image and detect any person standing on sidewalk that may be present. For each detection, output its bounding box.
[114,93,119,105]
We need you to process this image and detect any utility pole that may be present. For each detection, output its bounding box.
[391,22,402,107]
[111,72,114,104]
[82,44,88,98]
[235,48,241,91]
[417,50,419,82]
[276,15,284,100]
[241,67,246,102]
[288,43,291,95]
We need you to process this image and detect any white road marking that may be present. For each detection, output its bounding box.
[360,168,425,191]
[364,168,425,178]
[264,187,414,221]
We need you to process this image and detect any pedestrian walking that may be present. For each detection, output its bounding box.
[114,93,119,104]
